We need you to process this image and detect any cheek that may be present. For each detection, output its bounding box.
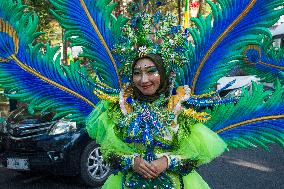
[132,75,141,86]
[153,75,161,88]
[155,75,161,86]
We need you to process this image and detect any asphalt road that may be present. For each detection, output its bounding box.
[199,144,284,189]
[0,145,283,189]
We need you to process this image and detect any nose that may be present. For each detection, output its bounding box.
[141,73,149,83]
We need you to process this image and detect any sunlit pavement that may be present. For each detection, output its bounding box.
[0,144,283,189]
[199,144,284,189]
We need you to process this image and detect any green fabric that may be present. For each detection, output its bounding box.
[101,171,210,189]
[169,122,228,167]
[86,101,227,189]
[86,100,135,156]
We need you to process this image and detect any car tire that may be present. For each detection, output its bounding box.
[80,141,110,187]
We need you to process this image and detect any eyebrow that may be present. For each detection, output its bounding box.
[133,66,157,70]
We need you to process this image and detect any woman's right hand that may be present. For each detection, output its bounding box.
[133,156,158,179]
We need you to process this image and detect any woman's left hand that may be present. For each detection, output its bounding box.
[150,156,168,176]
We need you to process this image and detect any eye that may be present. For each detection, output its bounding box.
[133,70,141,75]
[147,67,158,74]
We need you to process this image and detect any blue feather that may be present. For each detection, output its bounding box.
[178,0,284,95]
[242,36,284,82]
[0,0,99,123]
[49,0,128,89]
[205,81,284,149]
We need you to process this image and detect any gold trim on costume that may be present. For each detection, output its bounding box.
[243,45,261,65]
[93,89,118,103]
[258,61,284,70]
[79,0,122,88]
[183,108,211,122]
[243,45,284,70]
[122,86,133,113]
[216,114,284,134]
[0,19,19,62]
[168,86,189,112]
[10,54,96,108]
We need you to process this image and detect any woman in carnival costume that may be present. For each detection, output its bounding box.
[87,53,227,189]
[0,0,283,188]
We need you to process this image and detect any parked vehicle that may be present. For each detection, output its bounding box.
[0,105,110,187]
[271,22,284,48]
[217,75,275,99]
[217,75,261,98]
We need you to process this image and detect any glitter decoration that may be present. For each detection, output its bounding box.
[112,12,190,78]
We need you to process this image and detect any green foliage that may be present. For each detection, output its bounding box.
[125,0,180,18]
[22,0,61,44]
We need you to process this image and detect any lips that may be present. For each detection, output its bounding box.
[141,84,153,90]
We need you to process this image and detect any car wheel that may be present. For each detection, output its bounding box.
[80,141,110,187]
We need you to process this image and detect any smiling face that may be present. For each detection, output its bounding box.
[132,58,161,96]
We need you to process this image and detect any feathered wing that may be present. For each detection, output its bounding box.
[242,36,284,83]
[0,0,100,123]
[176,0,284,95]
[49,0,128,89]
[205,81,284,150]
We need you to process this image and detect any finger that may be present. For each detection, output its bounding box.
[135,168,148,178]
[144,161,158,174]
[142,170,155,179]
[139,168,154,179]
[140,164,158,178]
[146,162,158,173]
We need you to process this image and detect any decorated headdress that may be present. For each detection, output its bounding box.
[112,11,190,78]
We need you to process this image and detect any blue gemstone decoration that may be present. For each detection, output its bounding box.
[131,15,141,28]
[170,25,181,34]
[153,11,161,24]
[172,88,177,95]
[126,96,133,104]
[185,96,238,107]
[174,46,185,53]
[184,28,190,35]
[124,104,171,146]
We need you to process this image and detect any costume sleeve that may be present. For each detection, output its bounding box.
[177,123,227,165]
[161,123,227,175]
[86,100,136,172]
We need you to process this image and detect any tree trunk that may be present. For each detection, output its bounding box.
[178,0,182,25]
[198,0,203,16]
[62,29,68,65]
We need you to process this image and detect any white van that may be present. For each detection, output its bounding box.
[271,22,284,48]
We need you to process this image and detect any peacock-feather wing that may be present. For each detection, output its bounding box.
[205,81,284,150]
[176,0,284,95]
[49,0,128,89]
[0,0,99,123]
[242,36,284,83]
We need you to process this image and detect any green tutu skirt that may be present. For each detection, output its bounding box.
[102,170,211,189]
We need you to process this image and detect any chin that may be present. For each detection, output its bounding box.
[142,92,155,96]
[139,89,156,96]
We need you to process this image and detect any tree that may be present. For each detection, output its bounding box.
[22,0,62,44]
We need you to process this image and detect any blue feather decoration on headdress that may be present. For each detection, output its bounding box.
[0,0,99,123]
[176,0,284,95]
